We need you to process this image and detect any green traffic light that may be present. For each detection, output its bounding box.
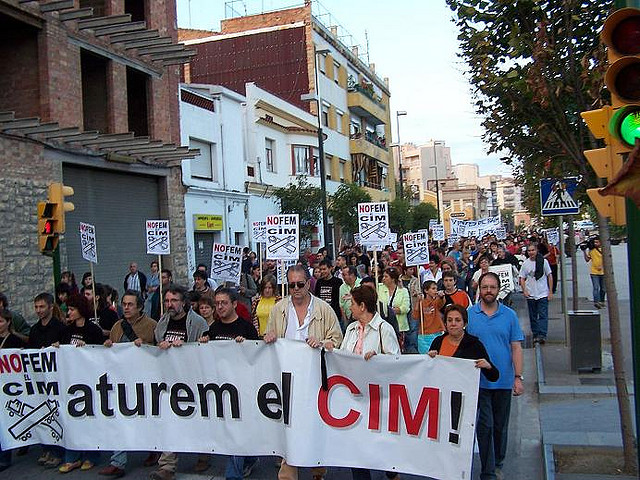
[619,109,640,147]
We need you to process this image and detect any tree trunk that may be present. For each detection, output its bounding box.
[567,219,579,310]
[597,213,638,474]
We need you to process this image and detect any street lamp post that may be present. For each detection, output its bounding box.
[429,164,441,223]
[304,47,332,256]
[396,111,407,199]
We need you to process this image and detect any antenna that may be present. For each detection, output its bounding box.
[365,29,370,64]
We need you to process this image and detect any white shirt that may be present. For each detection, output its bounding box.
[341,313,400,355]
[419,267,442,285]
[519,257,552,300]
[285,295,315,341]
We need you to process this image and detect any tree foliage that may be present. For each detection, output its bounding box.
[412,202,439,230]
[328,183,372,237]
[446,0,611,194]
[389,197,413,235]
[273,176,322,243]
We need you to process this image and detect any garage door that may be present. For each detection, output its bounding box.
[63,165,161,294]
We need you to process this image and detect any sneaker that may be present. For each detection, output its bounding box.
[143,453,160,467]
[149,469,175,480]
[193,457,210,473]
[99,465,126,478]
[243,459,259,478]
[59,461,82,473]
[81,460,95,471]
[37,452,51,466]
[44,456,62,469]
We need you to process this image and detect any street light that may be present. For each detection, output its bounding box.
[396,111,407,199]
[302,47,332,256]
[429,164,441,223]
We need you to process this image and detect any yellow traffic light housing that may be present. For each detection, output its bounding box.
[48,182,75,234]
[38,201,59,254]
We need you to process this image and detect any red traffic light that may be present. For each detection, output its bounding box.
[43,220,54,235]
[610,16,640,55]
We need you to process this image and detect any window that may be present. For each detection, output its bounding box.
[321,103,330,127]
[265,138,275,173]
[333,62,340,84]
[339,160,346,183]
[324,154,332,180]
[319,53,326,73]
[336,110,344,134]
[350,116,361,136]
[292,145,318,176]
[189,138,216,180]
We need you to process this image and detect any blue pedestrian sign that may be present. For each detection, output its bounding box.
[540,177,580,216]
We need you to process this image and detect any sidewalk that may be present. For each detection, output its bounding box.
[528,294,637,480]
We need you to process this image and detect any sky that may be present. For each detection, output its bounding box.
[175,0,512,177]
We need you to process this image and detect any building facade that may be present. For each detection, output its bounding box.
[1,0,195,315]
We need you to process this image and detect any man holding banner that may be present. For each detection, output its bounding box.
[264,264,343,480]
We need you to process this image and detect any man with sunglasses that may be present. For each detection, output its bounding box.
[264,264,343,480]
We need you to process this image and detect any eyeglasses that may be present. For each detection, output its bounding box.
[288,281,307,290]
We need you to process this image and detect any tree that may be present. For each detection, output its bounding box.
[389,197,413,235]
[412,202,439,231]
[447,0,636,472]
[500,208,515,231]
[273,176,322,245]
[328,183,372,239]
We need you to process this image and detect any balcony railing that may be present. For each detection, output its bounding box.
[354,178,389,192]
[350,131,388,150]
[348,77,386,110]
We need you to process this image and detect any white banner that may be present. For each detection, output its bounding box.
[450,216,502,238]
[432,223,445,241]
[403,231,429,267]
[266,214,299,260]
[0,342,479,479]
[495,226,507,240]
[358,202,389,246]
[489,264,515,300]
[79,222,97,264]
[211,243,243,284]
[545,228,560,246]
[146,219,170,255]
[252,221,267,243]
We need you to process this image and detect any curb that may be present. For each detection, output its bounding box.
[543,443,555,480]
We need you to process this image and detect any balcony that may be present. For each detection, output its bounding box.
[350,132,389,161]
[347,79,387,126]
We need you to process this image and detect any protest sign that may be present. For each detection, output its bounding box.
[447,233,459,248]
[79,222,97,264]
[432,223,445,241]
[353,233,361,246]
[489,264,515,300]
[495,226,507,240]
[266,214,299,260]
[358,202,389,246]
[403,231,430,267]
[0,341,479,480]
[252,221,267,243]
[546,228,560,246]
[428,219,438,230]
[210,243,243,284]
[146,220,170,255]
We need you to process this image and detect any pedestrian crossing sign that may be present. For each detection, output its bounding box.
[540,177,580,216]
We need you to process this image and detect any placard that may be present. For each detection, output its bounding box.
[79,222,97,264]
[403,231,430,267]
[266,214,299,260]
[211,243,243,284]
[252,221,267,243]
[495,226,507,240]
[358,202,389,246]
[146,219,170,255]
[546,228,560,246]
[432,223,445,241]
[489,264,515,300]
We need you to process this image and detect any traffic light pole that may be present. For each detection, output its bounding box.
[52,245,61,289]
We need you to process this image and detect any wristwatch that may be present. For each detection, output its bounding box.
[515,374,524,381]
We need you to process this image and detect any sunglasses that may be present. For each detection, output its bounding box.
[288,281,307,290]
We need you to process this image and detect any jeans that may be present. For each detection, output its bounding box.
[403,316,419,354]
[590,274,605,303]
[550,264,558,294]
[526,297,548,339]
[65,449,100,465]
[351,469,398,480]
[476,388,512,480]
[226,456,258,480]
[110,450,127,469]
[0,441,11,467]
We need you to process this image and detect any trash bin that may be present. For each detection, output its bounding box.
[568,310,601,372]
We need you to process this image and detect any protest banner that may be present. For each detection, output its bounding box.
[432,223,445,241]
[210,243,243,284]
[145,220,170,255]
[403,231,429,267]
[450,216,501,237]
[252,221,267,244]
[358,202,389,246]
[79,223,97,264]
[489,264,515,300]
[266,214,299,261]
[0,341,479,480]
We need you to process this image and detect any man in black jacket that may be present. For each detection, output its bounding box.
[123,262,147,297]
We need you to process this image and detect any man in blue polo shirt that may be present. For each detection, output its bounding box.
[467,272,524,480]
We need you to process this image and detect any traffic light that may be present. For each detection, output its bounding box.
[48,182,75,234]
[38,201,58,254]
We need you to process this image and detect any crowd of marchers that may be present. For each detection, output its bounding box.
[0,228,605,480]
